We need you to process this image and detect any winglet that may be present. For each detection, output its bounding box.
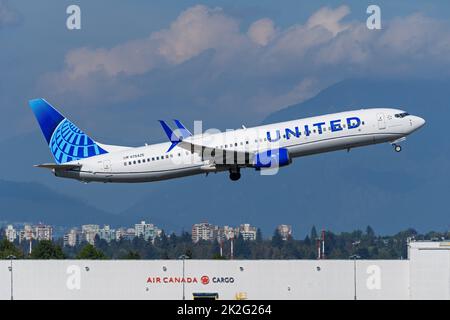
[159,120,181,152]
[173,120,192,139]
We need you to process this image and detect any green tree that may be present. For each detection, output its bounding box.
[30,240,65,259]
[366,225,375,238]
[256,228,263,242]
[271,229,284,248]
[185,248,193,259]
[0,239,23,259]
[76,244,107,259]
[121,250,140,259]
[303,235,311,246]
[310,226,318,241]
[212,253,226,260]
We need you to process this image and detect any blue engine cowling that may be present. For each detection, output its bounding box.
[253,148,291,169]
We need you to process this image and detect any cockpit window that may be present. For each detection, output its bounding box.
[395,112,409,118]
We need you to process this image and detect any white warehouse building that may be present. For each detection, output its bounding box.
[0,241,448,300]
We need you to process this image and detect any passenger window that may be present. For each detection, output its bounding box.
[124,162,127,166]
[133,161,136,164]
[170,154,173,158]
[246,141,249,144]
[240,142,243,146]
[178,153,181,157]
[138,160,141,164]
[362,121,365,125]
[152,157,155,161]
[235,143,238,147]
[156,157,159,160]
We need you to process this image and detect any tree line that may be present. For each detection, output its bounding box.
[0,226,448,260]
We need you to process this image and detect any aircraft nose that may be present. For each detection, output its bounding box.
[415,116,426,129]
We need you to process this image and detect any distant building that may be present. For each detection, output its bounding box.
[99,225,115,243]
[134,221,161,243]
[81,224,100,245]
[19,225,34,243]
[277,225,292,241]
[64,228,81,247]
[115,227,136,241]
[218,226,237,242]
[192,222,217,243]
[34,224,53,241]
[5,225,17,242]
[238,224,257,241]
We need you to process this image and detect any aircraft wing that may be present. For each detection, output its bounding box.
[34,163,82,170]
[159,120,254,166]
[177,140,254,166]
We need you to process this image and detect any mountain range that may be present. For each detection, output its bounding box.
[1,78,449,237]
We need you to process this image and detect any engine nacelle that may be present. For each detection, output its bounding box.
[253,148,291,169]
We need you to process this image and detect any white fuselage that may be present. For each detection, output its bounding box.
[55,108,425,183]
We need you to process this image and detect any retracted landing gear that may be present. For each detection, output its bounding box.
[229,168,241,181]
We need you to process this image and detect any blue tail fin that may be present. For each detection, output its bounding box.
[29,99,108,164]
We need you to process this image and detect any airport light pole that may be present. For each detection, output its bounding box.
[349,255,360,300]
[350,240,361,300]
[7,255,16,301]
[178,254,190,301]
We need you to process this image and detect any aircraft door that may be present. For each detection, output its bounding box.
[377,113,386,130]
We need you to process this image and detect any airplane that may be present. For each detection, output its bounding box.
[29,98,425,183]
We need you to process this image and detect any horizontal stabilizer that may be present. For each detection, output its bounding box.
[173,119,192,139]
[34,163,82,170]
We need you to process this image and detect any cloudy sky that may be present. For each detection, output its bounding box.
[1,1,450,234]
[1,0,450,145]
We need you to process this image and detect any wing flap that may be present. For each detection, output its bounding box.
[178,140,254,166]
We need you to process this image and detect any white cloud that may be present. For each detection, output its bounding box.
[306,5,350,36]
[0,0,17,28]
[65,39,161,79]
[247,18,276,46]
[152,5,242,64]
[40,5,450,118]
[51,5,243,82]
